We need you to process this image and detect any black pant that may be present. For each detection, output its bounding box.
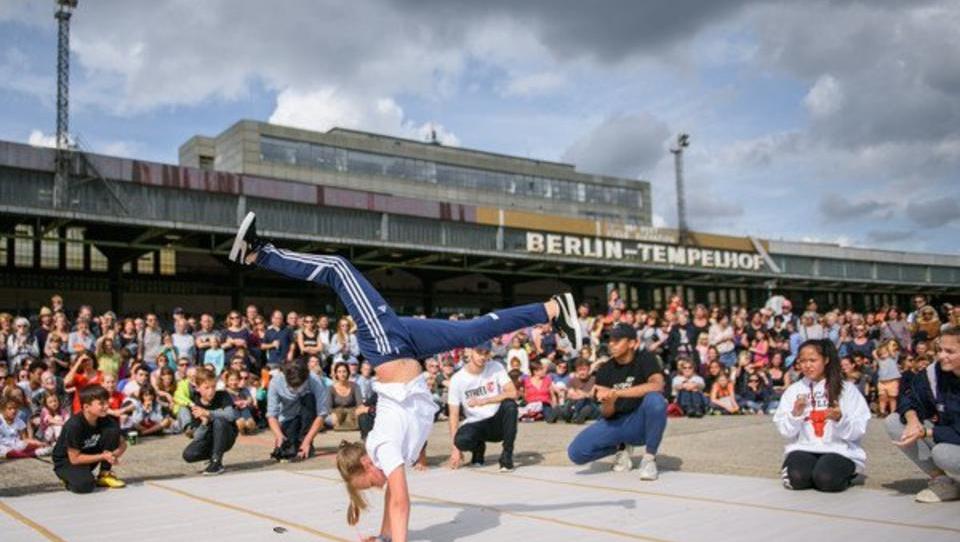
[54,421,121,494]
[359,412,374,440]
[454,399,517,465]
[183,417,238,463]
[275,392,317,458]
[782,450,856,492]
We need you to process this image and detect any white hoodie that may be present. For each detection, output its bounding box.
[773,377,871,472]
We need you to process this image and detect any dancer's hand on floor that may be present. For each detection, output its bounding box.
[448,448,462,470]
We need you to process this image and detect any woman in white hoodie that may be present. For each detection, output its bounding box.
[773,339,870,492]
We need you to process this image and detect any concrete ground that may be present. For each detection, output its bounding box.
[0,415,930,498]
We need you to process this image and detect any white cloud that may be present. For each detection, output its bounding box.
[27,129,57,148]
[269,87,459,146]
[803,74,844,118]
[501,71,565,97]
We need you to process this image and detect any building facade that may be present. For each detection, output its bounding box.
[0,121,956,318]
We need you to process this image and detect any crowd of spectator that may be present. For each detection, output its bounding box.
[1,291,957,463]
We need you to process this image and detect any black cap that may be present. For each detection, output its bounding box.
[609,323,638,341]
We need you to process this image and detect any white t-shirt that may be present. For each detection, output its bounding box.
[365,375,437,477]
[447,362,511,425]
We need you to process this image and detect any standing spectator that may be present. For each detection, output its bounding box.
[182,368,238,475]
[262,310,292,370]
[329,317,359,365]
[506,336,530,375]
[774,340,870,493]
[874,339,902,417]
[193,313,220,363]
[203,336,226,377]
[139,314,164,366]
[567,323,667,480]
[66,317,96,356]
[316,315,333,350]
[7,318,40,373]
[295,314,323,364]
[798,312,825,341]
[171,318,196,365]
[33,307,54,355]
[608,288,625,314]
[709,314,736,367]
[447,343,519,472]
[266,358,329,461]
[52,384,127,493]
[64,350,102,414]
[221,311,251,364]
[117,318,139,359]
[880,308,912,352]
[887,327,960,503]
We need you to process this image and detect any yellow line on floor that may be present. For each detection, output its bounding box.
[467,469,960,535]
[0,500,66,542]
[292,470,672,542]
[146,481,350,541]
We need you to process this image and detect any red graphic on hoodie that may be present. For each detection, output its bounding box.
[807,409,828,437]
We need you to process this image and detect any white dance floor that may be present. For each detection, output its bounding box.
[2,466,958,541]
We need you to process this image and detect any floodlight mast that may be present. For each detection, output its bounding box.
[53,0,77,208]
[670,133,691,245]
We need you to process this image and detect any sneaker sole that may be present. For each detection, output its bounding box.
[229,211,256,263]
[556,292,583,348]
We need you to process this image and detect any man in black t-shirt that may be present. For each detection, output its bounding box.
[52,385,127,493]
[181,368,238,475]
[567,323,667,481]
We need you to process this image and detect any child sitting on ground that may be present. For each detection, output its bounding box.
[710,373,740,414]
[130,385,173,437]
[1,397,50,458]
[225,370,257,434]
[37,392,69,447]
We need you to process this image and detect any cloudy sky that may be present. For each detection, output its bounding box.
[1,0,958,254]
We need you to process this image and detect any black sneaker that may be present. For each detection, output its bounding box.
[498,458,515,473]
[203,460,225,476]
[228,211,265,264]
[470,442,486,466]
[551,292,583,348]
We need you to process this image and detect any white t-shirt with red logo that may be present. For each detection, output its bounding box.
[448,362,511,425]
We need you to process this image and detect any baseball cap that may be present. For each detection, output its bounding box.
[609,323,638,341]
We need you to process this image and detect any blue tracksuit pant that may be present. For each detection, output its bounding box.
[567,393,668,462]
[255,244,548,366]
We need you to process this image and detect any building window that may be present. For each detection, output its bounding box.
[14,224,33,268]
[159,248,176,275]
[137,251,155,275]
[65,227,84,270]
[90,245,108,272]
[40,228,60,269]
[198,155,214,171]
[0,236,6,266]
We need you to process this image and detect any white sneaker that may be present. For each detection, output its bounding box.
[612,445,634,472]
[638,455,659,481]
[915,476,960,503]
[35,446,52,457]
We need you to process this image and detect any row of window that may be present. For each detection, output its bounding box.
[259,136,647,209]
[1,226,175,275]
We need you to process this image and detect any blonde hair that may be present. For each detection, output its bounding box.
[336,440,368,525]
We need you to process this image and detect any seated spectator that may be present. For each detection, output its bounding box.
[328,317,360,365]
[129,385,173,437]
[567,323,666,480]
[154,367,177,412]
[447,343,519,472]
[121,364,150,398]
[95,333,122,380]
[355,360,374,403]
[774,340,870,493]
[37,391,69,448]
[555,358,599,423]
[7,317,40,373]
[767,351,791,410]
[672,359,707,417]
[887,327,960,503]
[52,384,127,492]
[172,367,198,433]
[710,373,740,415]
[324,362,372,435]
[1,396,50,458]
[519,359,553,421]
[181,368,238,475]
[101,373,135,430]
[18,358,47,411]
[225,369,257,434]
[738,374,769,414]
[266,358,329,462]
[64,350,102,414]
